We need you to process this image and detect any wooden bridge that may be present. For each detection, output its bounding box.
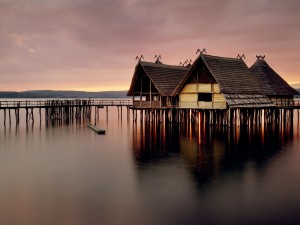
[0,99,133,109]
[0,99,133,125]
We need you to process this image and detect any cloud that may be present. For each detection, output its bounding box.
[0,0,300,91]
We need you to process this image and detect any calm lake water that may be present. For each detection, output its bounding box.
[1,100,300,225]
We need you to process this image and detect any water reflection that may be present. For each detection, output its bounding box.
[131,120,300,225]
[1,106,300,225]
[132,120,294,188]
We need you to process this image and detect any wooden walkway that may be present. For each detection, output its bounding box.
[0,99,133,109]
[1,99,300,127]
[0,99,133,125]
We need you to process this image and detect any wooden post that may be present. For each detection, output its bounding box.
[31,108,34,123]
[120,106,123,121]
[106,106,108,121]
[94,106,97,124]
[9,109,11,125]
[140,110,143,122]
[127,106,130,121]
[4,109,6,126]
[140,76,142,108]
[150,79,152,108]
[26,108,28,124]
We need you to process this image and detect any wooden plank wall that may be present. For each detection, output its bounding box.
[179,83,226,109]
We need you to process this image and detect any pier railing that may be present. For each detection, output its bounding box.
[0,99,133,109]
[274,100,300,108]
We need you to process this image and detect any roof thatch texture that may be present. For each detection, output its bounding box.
[224,94,275,108]
[173,54,268,95]
[201,55,267,94]
[127,61,188,96]
[250,59,299,96]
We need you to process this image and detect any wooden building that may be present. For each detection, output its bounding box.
[127,59,188,109]
[128,54,298,111]
[173,54,275,109]
[250,58,299,107]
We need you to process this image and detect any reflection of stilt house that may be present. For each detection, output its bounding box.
[127,53,299,125]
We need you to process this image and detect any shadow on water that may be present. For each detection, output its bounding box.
[132,120,295,188]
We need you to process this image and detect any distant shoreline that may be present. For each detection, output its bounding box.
[0,89,298,99]
[0,90,128,99]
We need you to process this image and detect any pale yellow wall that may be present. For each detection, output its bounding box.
[213,93,226,102]
[181,83,221,94]
[180,93,198,101]
[198,84,212,92]
[198,102,213,108]
[180,101,199,109]
[213,102,227,109]
[179,93,227,109]
[213,84,220,93]
[182,84,197,93]
[179,83,226,109]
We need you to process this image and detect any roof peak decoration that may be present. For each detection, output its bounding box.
[196,48,207,55]
[154,55,162,64]
[179,59,192,67]
[237,54,246,60]
[256,55,266,60]
[135,55,144,61]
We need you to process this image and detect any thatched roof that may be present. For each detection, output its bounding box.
[250,59,299,96]
[173,54,267,95]
[127,61,188,96]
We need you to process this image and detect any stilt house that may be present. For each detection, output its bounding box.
[173,54,274,109]
[127,54,298,110]
[250,58,298,107]
[127,60,188,109]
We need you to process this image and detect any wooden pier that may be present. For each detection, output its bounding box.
[1,98,300,129]
[0,99,132,125]
[130,100,300,129]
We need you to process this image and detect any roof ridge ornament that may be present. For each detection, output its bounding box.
[154,55,162,64]
[184,59,193,65]
[154,55,161,60]
[135,55,144,61]
[256,55,266,60]
[237,54,246,60]
[179,59,193,67]
[196,48,207,55]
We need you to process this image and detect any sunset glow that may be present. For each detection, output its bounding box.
[1,0,300,91]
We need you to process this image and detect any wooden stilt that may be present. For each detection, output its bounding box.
[4,109,6,126]
[9,109,11,125]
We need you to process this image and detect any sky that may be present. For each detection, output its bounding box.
[0,0,300,91]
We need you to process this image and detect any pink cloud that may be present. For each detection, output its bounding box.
[0,0,299,91]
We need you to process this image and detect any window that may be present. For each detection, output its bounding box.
[198,93,212,102]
